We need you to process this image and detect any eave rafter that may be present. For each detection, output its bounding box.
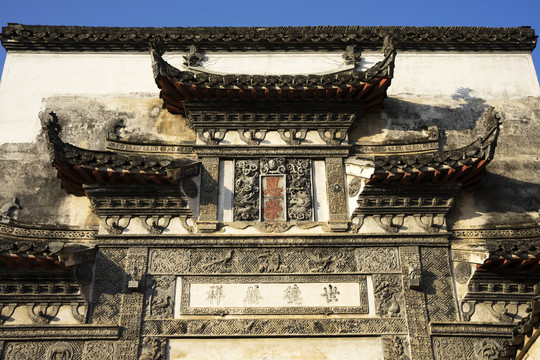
[44,112,200,195]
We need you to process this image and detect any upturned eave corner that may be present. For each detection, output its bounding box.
[361,107,501,189]
[43,112,200,195]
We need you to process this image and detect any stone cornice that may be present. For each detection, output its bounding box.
[1,24,537,51]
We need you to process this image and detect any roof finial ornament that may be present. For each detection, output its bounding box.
[183,45,206,68]
[149,36,165,57]
[342,45,361,66]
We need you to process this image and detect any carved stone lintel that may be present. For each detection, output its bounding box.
[278,129,307,145]
[142,215,173,234]
[238,129,267,145]
[197,129,226,145]
[318,128,347,145]
[102,216,131,234]
[374,214,404,233]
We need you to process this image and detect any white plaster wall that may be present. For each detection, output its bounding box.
[0,52,158,144]
[1,50,538,145]
[164,51,384,75]
[390,52,540,99]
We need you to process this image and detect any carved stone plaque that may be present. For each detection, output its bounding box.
[177,275,368,315]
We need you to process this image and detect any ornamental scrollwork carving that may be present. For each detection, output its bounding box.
[473,339,501,360]
[141,215,172,234]
[374,214,404,233]
[278,128,307,145]
[318,128,347,145]
[286,159,312,221]
[454,262,472,284]
[238,129,267,145]
[27,302,61,324]
[139,337,167,360]
[383,335,411,360]
[102,216,131,235]
[356,247,400,273]
[373,274,403,317]
[197,128,226,145]
[414,213,444,233]
[234,160,260,221]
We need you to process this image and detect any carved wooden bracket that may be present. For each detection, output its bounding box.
[351,215,365,232]
[461,300,476,321]
[142,215,173,234]
[374,214,404,233]
[102,216,131,234]
[238,129,267,145]
[318,128,347,145]
[278,129,307,145]
[197,129,227,145]
[71,302,87,324]
[27,302,61,324]
[414,214,444,233]
[0,303,17,324]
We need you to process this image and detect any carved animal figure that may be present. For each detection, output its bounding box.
[151,295,172,317]
[202,250,235,270]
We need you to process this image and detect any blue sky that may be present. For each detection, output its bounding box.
[1,0,539,82]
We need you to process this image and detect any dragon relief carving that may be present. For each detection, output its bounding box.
[234,160,260,221]
[308,252,347,272]
[286,159,312,221]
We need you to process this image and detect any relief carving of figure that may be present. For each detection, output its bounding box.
[257,250,286,273]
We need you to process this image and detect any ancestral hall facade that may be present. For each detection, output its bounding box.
[0,24,539,359]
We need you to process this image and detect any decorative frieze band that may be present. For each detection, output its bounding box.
[148,247,401,275]
[143,318,408,337]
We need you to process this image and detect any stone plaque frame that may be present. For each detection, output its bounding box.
[178,275,368,315]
